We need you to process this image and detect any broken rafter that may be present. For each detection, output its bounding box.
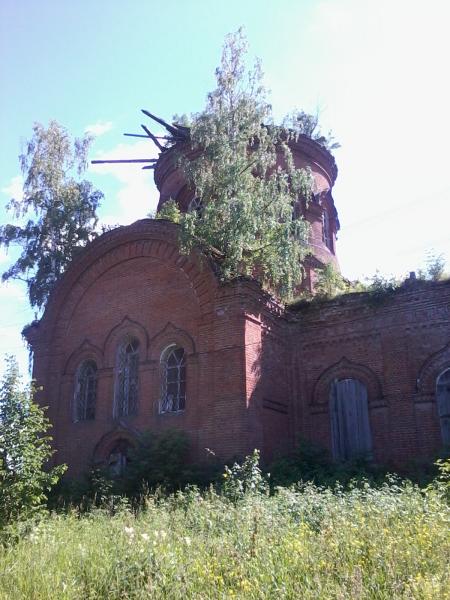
[91,110,190,171]
[141,109,190,140]
[141,124,165,151]
[91,158,157,165]
[124,133,172,140]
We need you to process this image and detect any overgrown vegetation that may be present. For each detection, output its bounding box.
[0,454,449,599]
[290,250,449,311]
[157,30,339,300]
[0,121,103,311]
[0,356,65,529]
[50,430,221,509]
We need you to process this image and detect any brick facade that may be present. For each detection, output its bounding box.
[24,139,450,476]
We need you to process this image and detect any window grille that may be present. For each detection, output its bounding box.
[436,368,450,446]
[114,338,139,418]
[188,196,203,217]
[74,360,97,421]
[329,378,372,461]
[160,346,186,413]
[322,209,333,251]
[108,439,132,477]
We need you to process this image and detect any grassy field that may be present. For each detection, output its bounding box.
[0,477,449,599]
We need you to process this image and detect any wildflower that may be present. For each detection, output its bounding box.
[124,526,135,536]
[141,533,150,542]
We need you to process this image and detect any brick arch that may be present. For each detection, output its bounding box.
[63,339,103,375]
[103,316,149,367]
[149,322,196,362]
[41,220,217,343]
[417,342,450,396]
[312,357,383,411]
[92,426,139,464]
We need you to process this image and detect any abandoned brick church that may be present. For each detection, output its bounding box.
[24,129,450,476]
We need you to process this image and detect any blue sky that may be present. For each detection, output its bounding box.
[1,0,449,377]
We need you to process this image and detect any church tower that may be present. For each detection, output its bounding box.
[154,133,340,293]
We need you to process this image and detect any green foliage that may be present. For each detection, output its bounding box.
[314,263,351,298]
[417,249,446,281]
[50,430,221,509]
[160,30,318,299]
[0,121,103,310]
[222,449,269,501]
[0,356,66,528]
[121,430,194,495]
[0,474,449,598]
[282,109,340,151]
[269,438,388,488]
[429,458,450,502]
[362,271,400,306]
[155,198,182,224]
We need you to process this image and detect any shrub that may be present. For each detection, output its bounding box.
[0,356,66,528]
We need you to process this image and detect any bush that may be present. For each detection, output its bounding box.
[269,438,389,488]
[0,356,66,528]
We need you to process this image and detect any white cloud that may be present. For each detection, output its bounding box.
[85,121,114,137]
[1,175,23,202]
[267,0,450,279]
[90,139,161,225]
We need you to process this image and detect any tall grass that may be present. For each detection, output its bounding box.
[0,478,449,599]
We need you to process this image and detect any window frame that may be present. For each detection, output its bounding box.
[113,337,140,419]
[159,344,186,414]
[322,208,333,252]
[436,368,450,446]
[73,360,97,422]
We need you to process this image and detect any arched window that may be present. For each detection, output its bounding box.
[436,369,450,446]
[114,338,139,418]
[108,439,132,477]
[74,360,97,421]
[188,196,203,218]
[160,345,186,413]
[329,378,372,461]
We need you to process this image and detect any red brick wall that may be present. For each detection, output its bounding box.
[289,280,450,468]
[25,218,450,476]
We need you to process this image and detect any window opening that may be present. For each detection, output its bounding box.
[114,338,139,418]
[436,368,450,446]
[74,360,97,421]
[108,439,132,477]
[322,209,333,251]
[160,346,186,413]
[188,196,203,218]
[329,378,372,461]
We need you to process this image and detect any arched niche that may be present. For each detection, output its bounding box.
[149,322,196,362]
[103,317,149,368]
[312,357,383,413]
[417,342,450,397]
[63,339,103,376]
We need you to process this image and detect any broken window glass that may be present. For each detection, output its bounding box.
[74,360,97,421]
[160,346,186,413]
[114,338,139,418]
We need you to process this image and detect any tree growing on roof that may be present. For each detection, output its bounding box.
[157,29,320,300]
[0,121,103,311]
